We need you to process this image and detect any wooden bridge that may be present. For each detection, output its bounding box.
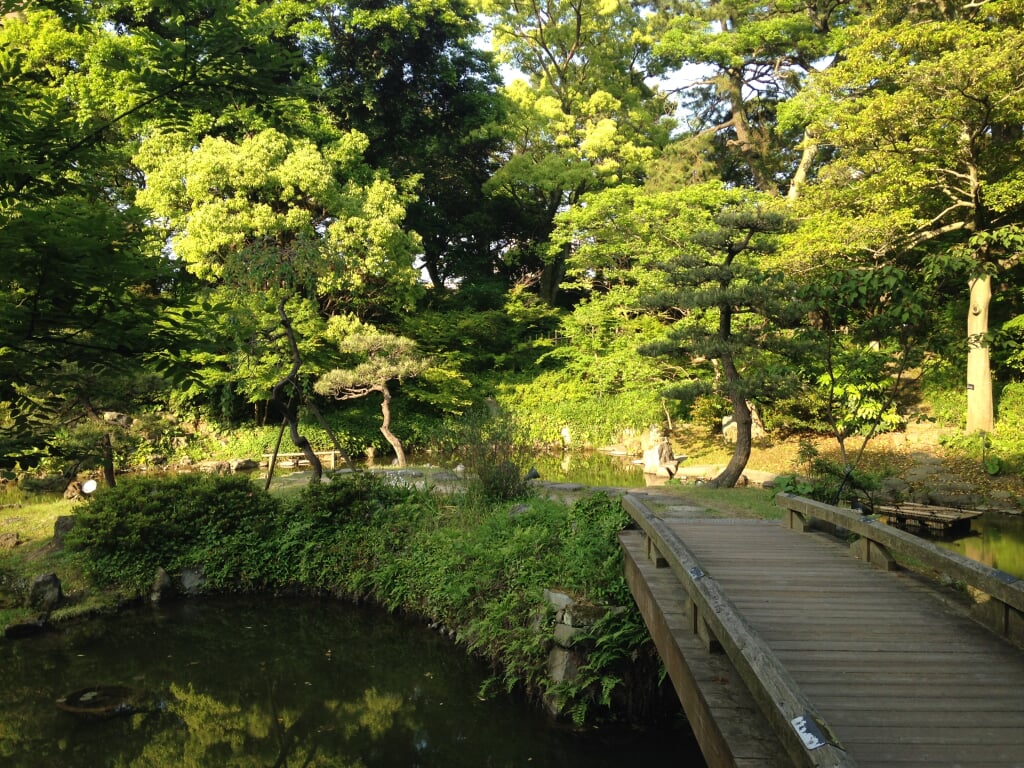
[619,491,1024,767]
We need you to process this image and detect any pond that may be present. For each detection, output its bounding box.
[0,597,704,767]
[937,511,1024,579]
[528,451,649,489]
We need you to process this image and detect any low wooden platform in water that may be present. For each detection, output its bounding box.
[873,502,982,535]
[621,492,1024,767]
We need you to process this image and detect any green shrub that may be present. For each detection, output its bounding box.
[276,472,436,591]
[498,371,670,449]
[437,406,533,502]
[65,474,280,592]
[773,440,881,507]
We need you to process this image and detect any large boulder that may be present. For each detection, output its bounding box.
[150,566,174,603]
[52,515,77,549]
[642,439,678,477]
[178,567,206,596]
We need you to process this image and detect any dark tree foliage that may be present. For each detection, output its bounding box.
[309,0,507,291]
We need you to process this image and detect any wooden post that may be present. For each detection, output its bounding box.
[646,536,669,568]
[850,538,897,571]
[785,509,810,532]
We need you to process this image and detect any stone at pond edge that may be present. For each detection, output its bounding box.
[553,623,582,647]
[177,568,206,596]
[29,572,62,612]
[151,566,174,603]
[546,646,579,683]
[543,589,574,611]
[0,531,19,550]
[56,686,152,718]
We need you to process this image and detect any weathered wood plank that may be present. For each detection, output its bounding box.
[620,531,788,768]
[622,494,1024,768]
[622,496,858,768]
[775,494,1024,614]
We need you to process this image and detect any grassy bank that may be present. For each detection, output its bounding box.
[5,472,767,725]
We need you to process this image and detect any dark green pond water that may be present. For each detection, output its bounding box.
[0,597,703,767]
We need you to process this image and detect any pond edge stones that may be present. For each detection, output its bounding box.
[542,588,624,717]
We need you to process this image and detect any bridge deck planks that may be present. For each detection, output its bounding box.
[620,531,791,768]
[645,516,1024,767]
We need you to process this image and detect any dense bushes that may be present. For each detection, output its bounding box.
[65,472,658,724]
[499,371,671,448]
[65,474,280,591]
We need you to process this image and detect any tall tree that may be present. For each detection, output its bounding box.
[135,128,420,480]
[479,0,674,305]
[653,0,864,196]
[554,181,792,486]
[308,0,507,290]
[0,8,165,471]
[315,318,431,467]
[789,0,1024,433]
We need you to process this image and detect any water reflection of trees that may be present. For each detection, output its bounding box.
[941,513,1024,580]
[121,684,416,767]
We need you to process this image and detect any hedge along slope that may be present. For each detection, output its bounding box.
[65,473,666,724]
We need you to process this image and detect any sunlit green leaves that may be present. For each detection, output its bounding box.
[136,127,421,318]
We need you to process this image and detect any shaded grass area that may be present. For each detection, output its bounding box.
[0,487,100,627]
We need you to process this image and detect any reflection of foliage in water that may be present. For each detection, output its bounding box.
[117,683,416,768]
[341,688,414,740]
[529,451,647,488]
[940,512,1024,579]
[0,599,694,767]
[65,473,667,725]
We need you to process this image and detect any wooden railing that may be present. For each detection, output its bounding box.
[262,450,343,470]
[622,494,858,768]
[776,493,1024,645]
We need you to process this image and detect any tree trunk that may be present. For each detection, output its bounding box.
[786,127,818,202]
[274,301,323,483]
[99,432,117,488]
[724,68,773,194]
[539,242,570,306]
[378,383,407,467]
[264,416,288,492]
[83,402,117,487]
[966,274,994,433]
[712,351,752,488]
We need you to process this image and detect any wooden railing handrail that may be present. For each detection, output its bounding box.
[775,493,1024,616]
[623,494,858,768]
[261,450,339,458]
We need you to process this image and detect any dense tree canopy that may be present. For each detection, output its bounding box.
[3,0,1024,482]
[788,0,1024,433]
